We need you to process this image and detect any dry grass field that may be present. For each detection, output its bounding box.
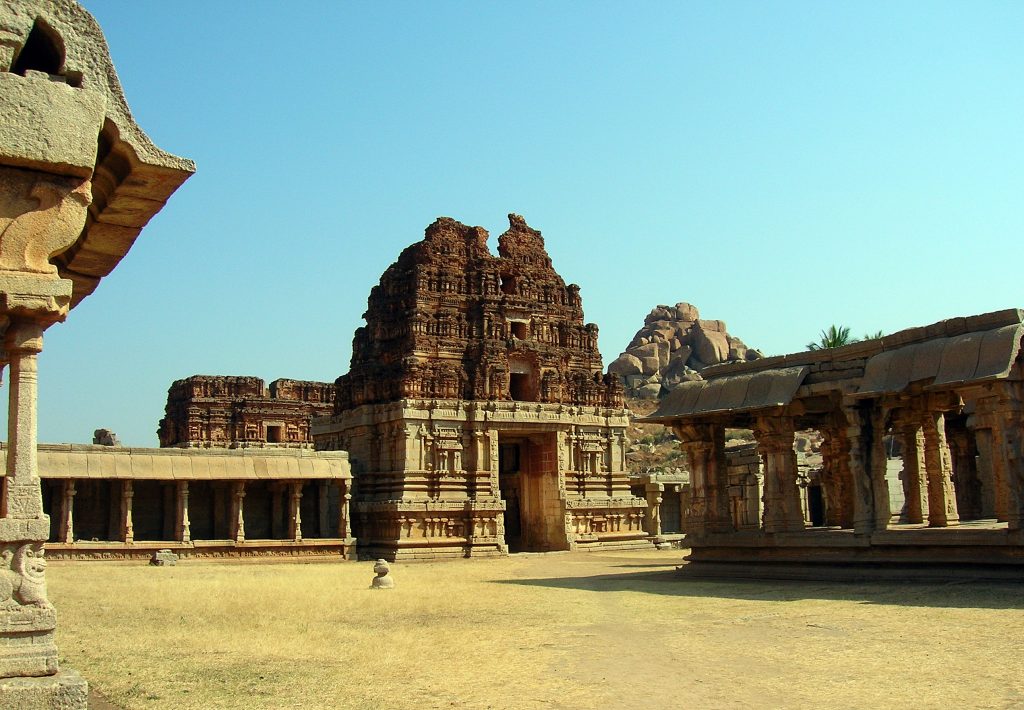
[48,550,1024,709]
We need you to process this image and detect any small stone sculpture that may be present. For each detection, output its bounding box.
[370,559,395,589]
[0,542,52,608]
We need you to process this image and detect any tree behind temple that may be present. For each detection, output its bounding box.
[806,325,854,351]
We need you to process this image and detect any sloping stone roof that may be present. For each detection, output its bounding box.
[642,309,1024,423]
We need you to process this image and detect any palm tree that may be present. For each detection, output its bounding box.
[862,330,885,341]
[806,324,854,351]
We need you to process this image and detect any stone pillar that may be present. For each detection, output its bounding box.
[288,483,302,542]
[674,423,731,536]
[176,481,191,543]
[339,487,352,540]
[0,320,58,678]
[977,384,1024,530]
[921,411,959,527]
[895,420,928,524]
[753,416,804,533]
[842,402,876,534]
[59,480,76,544]
[644,482,663,536]
[869,408,891,531]
[120,481,134,543]
[231,482,246,543]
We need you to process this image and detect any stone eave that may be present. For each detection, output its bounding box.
[0,443,351,480]
[2,0,196,308]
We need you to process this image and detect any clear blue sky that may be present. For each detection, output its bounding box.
[25,1,1024,446]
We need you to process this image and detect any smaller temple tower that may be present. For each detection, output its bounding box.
[315,214,648,560]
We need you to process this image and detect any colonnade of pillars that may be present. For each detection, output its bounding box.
[673,381,1024,536]
[50,479,352,544]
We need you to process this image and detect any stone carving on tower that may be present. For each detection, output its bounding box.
[315,215,647,561]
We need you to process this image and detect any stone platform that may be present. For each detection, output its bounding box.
[0,669,88,710]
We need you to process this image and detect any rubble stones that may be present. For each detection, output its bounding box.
[149,550,178,567]
[609,302,763,399]
[92,429,119,446]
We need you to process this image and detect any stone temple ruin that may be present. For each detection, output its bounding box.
[158,375,334,448]
[314,214,649,559]
[644,309,1024,572]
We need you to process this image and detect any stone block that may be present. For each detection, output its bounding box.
[0,73,105,178]
[0,668,87,709]
[149,549,178,566]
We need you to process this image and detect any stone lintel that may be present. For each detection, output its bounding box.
[0,74,105,178]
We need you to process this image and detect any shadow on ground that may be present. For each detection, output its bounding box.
[494,565,1024,610]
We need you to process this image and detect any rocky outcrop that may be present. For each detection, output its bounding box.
[608,302,762,398]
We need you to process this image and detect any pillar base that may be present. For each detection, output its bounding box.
[0,668,88,709]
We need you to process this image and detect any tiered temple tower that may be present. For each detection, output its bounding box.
[314,214,649,560]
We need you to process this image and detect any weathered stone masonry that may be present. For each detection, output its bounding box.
[315,215,648,560]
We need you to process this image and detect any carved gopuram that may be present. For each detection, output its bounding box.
[314,215,648,560]
[18,444,353,560]
[0,0,193,705]
[643,309,1024,574]
[159,375,334,448]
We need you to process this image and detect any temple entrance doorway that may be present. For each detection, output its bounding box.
[497,432,568,553]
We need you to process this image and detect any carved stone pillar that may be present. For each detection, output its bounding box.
[644,482,663,536]
[231,482,246,543]
[869,408,891,531]
[288,483,302,542]
[895,419,928,524]
[176,481,191,543]
[842,402,876,534]
[978,383,1024,530]
[59,480,76,544]
[339,487,352,540]
[120,481,134,543]
[0,319,59,678]
[921,411,959,527]
[674,423,731,536]
[753,416,804,533]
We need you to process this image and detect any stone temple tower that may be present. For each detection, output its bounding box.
[314,214,649,560]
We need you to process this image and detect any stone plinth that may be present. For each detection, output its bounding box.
[0,669,88,710]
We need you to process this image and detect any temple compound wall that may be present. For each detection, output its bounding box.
[20,445,354,560]
[314,215,648,560]
[643,309,1024,571]
[159,375,334,448]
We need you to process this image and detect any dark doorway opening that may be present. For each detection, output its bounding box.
[498,442,523,551]
[808,484,825,527]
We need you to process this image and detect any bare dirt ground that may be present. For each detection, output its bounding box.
[45,550,1024,710]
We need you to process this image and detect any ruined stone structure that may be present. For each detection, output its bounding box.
[158,375,334,448]
[0,1,193,704]
[315,215,648,559]
[23,444,354,560]
[644,309,1024,572]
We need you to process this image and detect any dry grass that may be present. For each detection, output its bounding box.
[48,551,1024,709]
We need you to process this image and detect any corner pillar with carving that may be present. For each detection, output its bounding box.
[753,415,804,533]
[673,423,731,536]
[920,409,960,528]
